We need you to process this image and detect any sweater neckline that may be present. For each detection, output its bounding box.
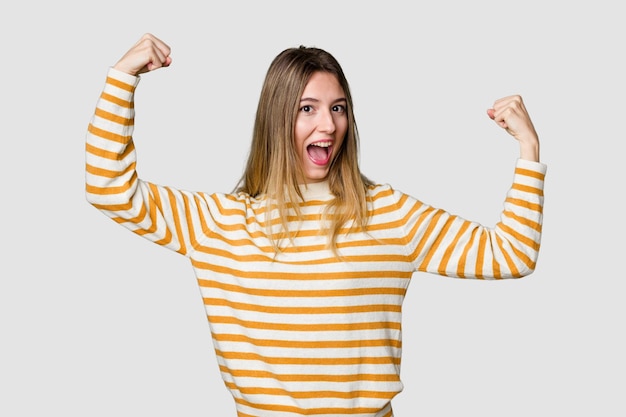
[298,180,332,200]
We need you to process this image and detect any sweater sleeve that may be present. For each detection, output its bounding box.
[85,68,209,256]
[399,159,547,279]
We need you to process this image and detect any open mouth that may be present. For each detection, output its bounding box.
[306,141,333,165]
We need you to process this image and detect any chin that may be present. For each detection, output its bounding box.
[304,171,329,183]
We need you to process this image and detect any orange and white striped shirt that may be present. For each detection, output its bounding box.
[85,68,546,417]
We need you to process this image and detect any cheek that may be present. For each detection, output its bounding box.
[336,120,349,148]
[293,131,304,153]
[294,120,310,150]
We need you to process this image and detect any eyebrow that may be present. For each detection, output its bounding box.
[299,97,347,104]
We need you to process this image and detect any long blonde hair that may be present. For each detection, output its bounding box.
[236,46,373,253]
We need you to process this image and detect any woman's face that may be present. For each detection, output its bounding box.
[294,71,348,184]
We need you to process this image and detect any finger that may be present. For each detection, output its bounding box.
[145,46,171,71]
[491,96,527,128]
[492,95,526,116]
[116,34,172,75]
[491,106,515,129]
[493,112,509,129]
[140,33,172,62]
[136,38,167,68]
[487,108,508,129]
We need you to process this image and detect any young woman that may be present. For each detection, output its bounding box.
[85,33,546,417]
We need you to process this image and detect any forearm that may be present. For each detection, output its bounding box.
[85,68,141,209]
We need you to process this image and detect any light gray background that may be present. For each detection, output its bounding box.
[2,1,624,416]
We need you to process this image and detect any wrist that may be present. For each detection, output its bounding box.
[519,140,540,162]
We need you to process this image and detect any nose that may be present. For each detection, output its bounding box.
[318,109,336,134]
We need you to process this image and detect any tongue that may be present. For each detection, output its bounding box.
[307,145,329,162]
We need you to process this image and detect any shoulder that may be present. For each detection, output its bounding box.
[209,191,265,206]
[366,183,416,208]
[367,183,405,201]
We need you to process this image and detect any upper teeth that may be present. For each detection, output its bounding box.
[312,141,332,147]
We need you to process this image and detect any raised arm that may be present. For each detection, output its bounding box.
[397,96,546,279]
[85,34,206,257]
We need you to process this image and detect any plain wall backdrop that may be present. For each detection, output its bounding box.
[2,1,624,416]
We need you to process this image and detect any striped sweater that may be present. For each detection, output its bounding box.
[85,68,547,417]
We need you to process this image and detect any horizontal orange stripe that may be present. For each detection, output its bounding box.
[193,228,407,256]
[101,91,133,108]
[105,76,135,93]
[503,210,542,232]
[85,161,136,179]
[205,298,402,315]
[506,197,542,213]
[209,315,401,332]
[94,107,132,126]
[199,280,406,298]
[195,243,408,265]
[515,167,545,181]
[224,381,396,400]
[86,124,130,146]
[215,349,400,365]
[214,333,401,349]
[84,171,136,196]
[221,365,399,382]
[194,260,411,281]
[512,183,543,197]
[233,396,383,416]
[88,201,133,211]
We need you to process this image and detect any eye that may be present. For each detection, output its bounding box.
[332,104,346,113]
[300,105,313,113]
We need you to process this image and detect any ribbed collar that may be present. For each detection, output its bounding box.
[298,180,333,200]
